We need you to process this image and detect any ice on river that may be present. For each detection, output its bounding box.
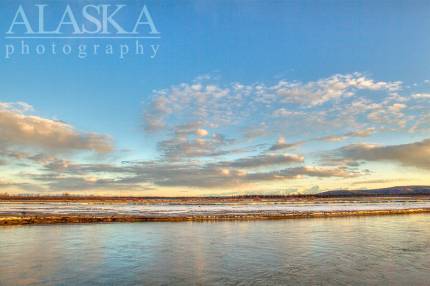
[1,200,430,217]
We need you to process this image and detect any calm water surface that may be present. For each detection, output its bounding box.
[1,214,430,286]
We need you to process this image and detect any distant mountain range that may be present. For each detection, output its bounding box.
[317,186,430,197]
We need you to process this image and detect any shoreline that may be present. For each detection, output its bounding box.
[2,208,430,226]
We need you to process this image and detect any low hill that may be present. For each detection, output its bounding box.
[317,186,430,197]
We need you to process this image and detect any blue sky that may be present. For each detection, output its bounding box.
[1,0,430,195]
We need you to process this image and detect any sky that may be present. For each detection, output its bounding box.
[1,0,430,196]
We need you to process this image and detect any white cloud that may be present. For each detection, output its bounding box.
[269,137,303,151]
[142,73,403,137]
[272,108,304,117]
[412,93,430,99]
[270,73,401,106]
[331,138,430,170]
[0,102,113,153]
[195,128,209,136]
[226,153,304,168]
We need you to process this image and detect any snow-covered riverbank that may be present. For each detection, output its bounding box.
[2,198,430,225]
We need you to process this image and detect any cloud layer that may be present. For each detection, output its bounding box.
[2,73,430,195]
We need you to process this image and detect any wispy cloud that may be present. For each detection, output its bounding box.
[316,128,376,142]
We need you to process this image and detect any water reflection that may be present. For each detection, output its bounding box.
[1,215,430,285]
